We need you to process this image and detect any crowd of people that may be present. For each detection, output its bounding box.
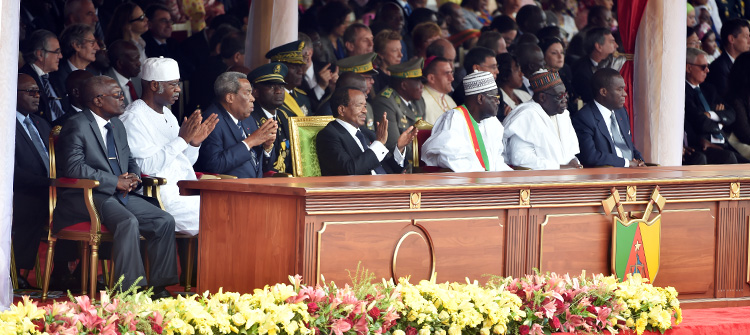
[12,0,750,297]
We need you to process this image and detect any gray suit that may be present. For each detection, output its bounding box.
[103,68,142,106]
[52,109,177,288]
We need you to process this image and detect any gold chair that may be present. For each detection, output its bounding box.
[411,119,434,169]
[288,116,334,177]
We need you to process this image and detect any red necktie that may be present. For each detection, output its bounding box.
[126,81,138,100]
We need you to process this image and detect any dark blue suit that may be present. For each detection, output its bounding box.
[572,102,643,167]
[705,52,732,95]
[195,103,273,178]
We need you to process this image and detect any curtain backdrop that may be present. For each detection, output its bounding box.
[632,0,686,166]
[245,0,298,71]
[1,0,21,311]
[618,0,649,139]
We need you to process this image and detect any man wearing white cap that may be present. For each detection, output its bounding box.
[503,69,581,170]
[421,71,512,172]
[120,57,218,236]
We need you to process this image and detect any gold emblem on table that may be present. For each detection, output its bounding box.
[410,192,421,209]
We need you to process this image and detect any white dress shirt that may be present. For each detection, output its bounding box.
[594,100,629,167]
[334,119,405,174]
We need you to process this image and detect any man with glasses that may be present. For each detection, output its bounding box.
[422,71,512,172]
[572,68,644,168]
[250,63,293,174]
[53,75,179,298]
[504,70,581,170]
[142,4,180,61]
[13,74,51,290]
[120,57,218,237]
[682,48,740,164]
[20,29,66,124]
[53,24,101,98]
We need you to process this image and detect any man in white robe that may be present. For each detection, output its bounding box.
[422,70,512,172]
[120,57,218,235]
[503,69,581,170]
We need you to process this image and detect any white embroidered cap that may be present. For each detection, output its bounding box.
[463,70,497,96]
[141,57,180,81]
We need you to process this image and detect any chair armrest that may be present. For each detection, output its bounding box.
[510,165,532,171]
[51,178,100,189]
[645,162,660,166]
[269,173,293,178]
[142,176,167,186]
[214,174,238,179]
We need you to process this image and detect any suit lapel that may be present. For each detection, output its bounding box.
[82,109,111,169]
[16,120,47,168]
[220,108,245,142]
[331,121,365,157]
[614,108,632,150]
[591,105,616,152]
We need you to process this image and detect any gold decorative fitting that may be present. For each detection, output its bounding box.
[90,234,100,245]
[731,182,740,199]
[519,189,530,206]
[626,186,637,202]
[410,192,421,209]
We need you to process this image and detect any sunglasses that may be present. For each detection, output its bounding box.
[129,14,146,23]
[18,88,41,96]
[688,63,709,71]
[541,91,568,101]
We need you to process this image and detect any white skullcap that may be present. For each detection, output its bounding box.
[141,57,180,81]
[463,70,497,96]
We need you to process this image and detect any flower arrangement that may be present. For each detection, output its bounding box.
[0,271,681,335]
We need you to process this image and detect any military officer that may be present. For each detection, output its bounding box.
[248,63,293,174]
[371,57,426,160]
[265,40,313,117]
[316,52,379,130]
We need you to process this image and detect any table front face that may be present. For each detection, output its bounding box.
[189,166,750,307]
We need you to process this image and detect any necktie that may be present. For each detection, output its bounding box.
[237,120,246,138]
[695,87,711,113]
[609,112,633,161]
[23,116,50,175]
[126,81,138,101]
[403,3,412,15]
[355,130,387,174]
[40,74,65,120]
[104,123,128,205]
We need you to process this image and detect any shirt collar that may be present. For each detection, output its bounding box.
[590,58,599,67]
[226,107,241,125]
[112,68,130,86]
[686,80,699,89]
[68,59,81,72]
[729,53,736,63]
[30,63,47,76]
[335,118,359,137]
[398,94,410,107]
[90,110,110,129]
[594,100,613,117]
[16,111,30,124]
[262,107,276,119]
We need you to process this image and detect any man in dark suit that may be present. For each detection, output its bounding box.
[706,18,750,95]
[52,76,177,297]
[572,68,645,168]
[571,27,617,108]
[685,47,740,164]
[103,40,142,107]
[196,71,278,178]
[317,86,417,176]
[188,32,245,112]
[142,4,181,61]
[13,74,51,289]
[19,29,66,125]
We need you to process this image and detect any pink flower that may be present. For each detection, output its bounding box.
[79,312,104,330]
[331,318,352,335]
[550,316,562,330]
[530,324,544,335]
[352,316,368,335]
[383,306,399,323]
[307,302,320,314]
[368,306,381,319]
[596,306,612,326]
[519,325,530,335]
[406,326,418,335]
[541,299,557,318]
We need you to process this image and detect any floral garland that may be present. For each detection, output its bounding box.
[0,272,681,335]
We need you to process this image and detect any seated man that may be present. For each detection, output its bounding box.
[13,74,51,289]
[317,86,417,175]
[120,57,218,236]
[503,70,581,170]
[52,76,177,297]
[572,68,645,167]
[421,71,512,172]
[196,71,278,178]
[249,63,293,174]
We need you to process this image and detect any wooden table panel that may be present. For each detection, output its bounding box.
[540,212,611,275]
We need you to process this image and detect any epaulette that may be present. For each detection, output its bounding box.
[381,88,393,98]
[294,87,307,95]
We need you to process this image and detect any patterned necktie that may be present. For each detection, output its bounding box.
[23,116,50,175]
[355,129,387,174]
[104,123,128,205]
[238,120,246,138]
[126,81,138,101]
[40,74,64,120]
[609,112,633,161]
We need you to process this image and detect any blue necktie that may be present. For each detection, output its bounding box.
[609,113,633,161]
[238,120,246,138]
[40,74,65,120]
[695,87,711,113]
[104,123,128,205]
[403,3,412,15]
[23,116,50,175]
[356,130,387,174]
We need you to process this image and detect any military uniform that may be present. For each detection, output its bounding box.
[266,40,313,117]
[370,58,426,158]
[247,62,294,174]
[334,52,383,131]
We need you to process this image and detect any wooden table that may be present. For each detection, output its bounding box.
[179,165,750,308]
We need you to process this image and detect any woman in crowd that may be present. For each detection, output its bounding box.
[539,37,573,99]
[318,1,353,60]
[496,53,531,118]
[700,28,720,63]
[372,29,403,94]
[105,2,149,63]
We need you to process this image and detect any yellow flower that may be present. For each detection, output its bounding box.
[394,329,406,335]
[419,326,431,335]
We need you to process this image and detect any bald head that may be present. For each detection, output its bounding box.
[337,72,367,92]
[82,76,124,119]
[426,38,457,64]
[514,43,545,77]
[66,70,95,108]
[65,0,98,27]
[108,40,141,78]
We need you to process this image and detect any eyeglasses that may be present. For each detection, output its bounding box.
[129,14,146,23]
[81,38,97,47]
[483,93,501,102]
[96,91,125,99]
[156,18,174,25]
[541,91,568,101]
[688,63,709,71]
[42,48,62,55]
[18,88,41,96]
